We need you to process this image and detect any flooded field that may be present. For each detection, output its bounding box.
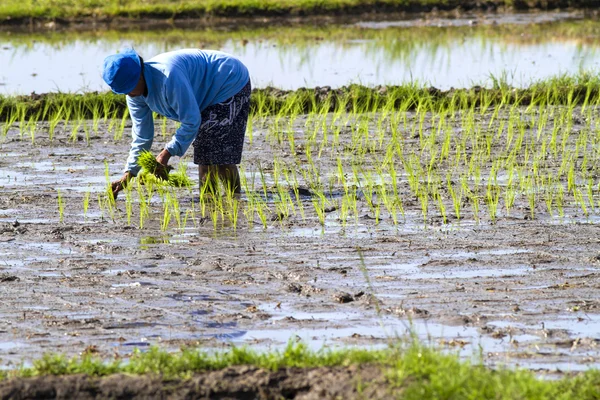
[2,11,600,94]
[2,11,600,396]
[1,96,600,376]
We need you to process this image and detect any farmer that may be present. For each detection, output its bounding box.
[102,48,251,198]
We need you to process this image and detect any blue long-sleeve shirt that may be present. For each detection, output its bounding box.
[125,49,250,175]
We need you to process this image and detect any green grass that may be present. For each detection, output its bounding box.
[2,0,597,22]
[2,341,600,399]
[6,16,600,50]
[3,72,600,122]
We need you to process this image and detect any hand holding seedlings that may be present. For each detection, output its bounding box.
[152,162,173,180]
[153,149,173,180]
[137,150,173,180]
[111,171,132,199]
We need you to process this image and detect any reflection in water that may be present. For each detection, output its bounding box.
[1,17,599,94]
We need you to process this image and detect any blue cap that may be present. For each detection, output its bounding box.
[102,50,141,94]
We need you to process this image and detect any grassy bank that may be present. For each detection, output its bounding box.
[1,342,599,399]
[5,18,600,57]
[1,0,600,24]
[2,73,600,123]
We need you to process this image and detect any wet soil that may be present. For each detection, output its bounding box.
[0,364,389,399]
[0,107,599,383]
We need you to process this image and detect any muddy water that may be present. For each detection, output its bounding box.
[1,109,600,376]
[2,11,600,94]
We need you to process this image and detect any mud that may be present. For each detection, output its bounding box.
[0,364,389,399]
[0,108,600,382]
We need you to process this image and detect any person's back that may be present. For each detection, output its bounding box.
[144,49,249,112]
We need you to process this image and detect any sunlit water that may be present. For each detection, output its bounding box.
[1,13,599,94]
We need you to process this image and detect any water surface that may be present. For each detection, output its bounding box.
[1,12,600,94]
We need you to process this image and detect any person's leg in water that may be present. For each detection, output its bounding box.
[198,164,240,195]
[193,80,251,198]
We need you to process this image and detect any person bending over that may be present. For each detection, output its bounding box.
[102,48,251,198]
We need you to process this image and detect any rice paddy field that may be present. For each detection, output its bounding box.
[2,6,600,399]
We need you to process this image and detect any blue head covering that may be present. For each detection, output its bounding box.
[102,50,141,94]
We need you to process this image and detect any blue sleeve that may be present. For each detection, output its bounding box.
[126,96,155,176]
[164,70,201,157]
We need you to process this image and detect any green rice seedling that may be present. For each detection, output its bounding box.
[526,183,536,220]
[84,97,102,134]
[485,186,500,223]
[161,202,171,231]
[418,190,429,224]
[290,185,306,221]
[104,160,116,207]
[435,192,447,224]
[98,95,111,122]
[108,108,120,137]
[62,99,73,129]
[556,185,565,218]
[16,102,27,138]
[246,117,254,145]
[169,190,182,230]
[543,182,555,217]
[256,201,269,229]
[566,161,576,194]
[504,181,516,215]
[97,193,106,221]
[83,189,91,219]
[243,194,256,229]
[57,190,65,223]
[574,188,588,217]
[160,192,174,232]
[376,181,394,225]
[228,196,242,230]
[222,184,241,229]
[180,209,193,233]
[258,164,269,199]
[339,194,350,227]
[137,183,149,229]
[115,108,130,140]
[26,110,41,143]
[586,178,595,213]
[125,185,133,226]
[169,162,193,188]
[312,193,327,227]
[445,174,460,221]
[70,117,82,143]
[82,121,91,145]
[2,107,19,137]
[47,106,63,141]
[209,201,221,230]
[470,194,480,223]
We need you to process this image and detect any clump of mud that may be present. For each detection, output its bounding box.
[0,365,389,400]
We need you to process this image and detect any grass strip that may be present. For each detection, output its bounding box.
[2,72,600,122]
[2,0,600,24]
[1,341,599,399]
[6,18,600,47]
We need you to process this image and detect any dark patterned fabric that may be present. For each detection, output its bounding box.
[192,80,251,165]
